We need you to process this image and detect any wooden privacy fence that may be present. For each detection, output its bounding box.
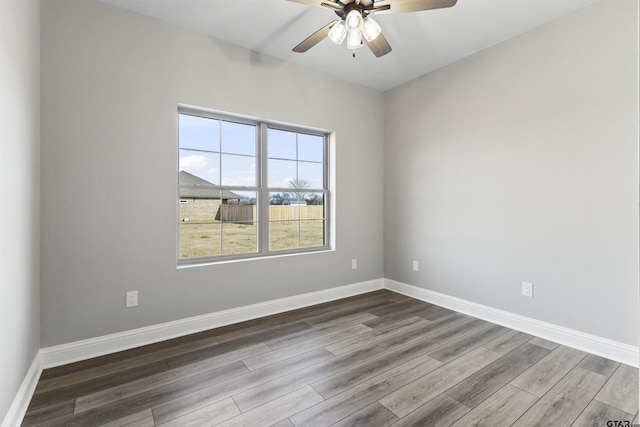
[218,205,323,223]
[270,205,324,222]
[218,205,256,222]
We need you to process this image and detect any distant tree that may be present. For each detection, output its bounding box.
[288,178,311,202]
[270,193,290,205]
[305,194,323,205]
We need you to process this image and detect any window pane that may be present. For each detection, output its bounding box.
[269,193,299,215]
[298,161,323,189]
[270,221,299,251]
[179,223,221,259]
[300,193,324,219]
[298,133,324,162]
[269,191,299,251]
[221,121,256,155]
[221,154,256,186]
[179,149,219,186]
[222,222,257,255]
[268,128,296,160]
[268,159,297,188]
[219,191,257,220]
[300,220,324,248]
[219,191,257,255]
[179,114,219,152]
[179,196,220,222]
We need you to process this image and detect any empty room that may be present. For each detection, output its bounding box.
[1,0,638,425]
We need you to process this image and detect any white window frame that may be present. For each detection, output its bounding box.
[177,106,331,265]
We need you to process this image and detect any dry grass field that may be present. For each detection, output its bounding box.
[179,220,324,259]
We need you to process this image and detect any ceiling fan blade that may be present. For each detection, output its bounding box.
[293,21,336,53]
[369,4,391,13]
[373,0,457,14]
[320,1,343,11]
[285,0,326,6]
[340,0,369,8]
[364,32,392,57]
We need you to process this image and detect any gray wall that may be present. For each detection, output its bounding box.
[40,0,384,346]
[38,0,638,351]
[384,0,639,345]
[0,0,41,421]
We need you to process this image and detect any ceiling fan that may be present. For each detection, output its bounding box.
[289,0,457,58]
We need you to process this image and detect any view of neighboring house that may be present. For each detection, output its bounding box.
[178,170,241,222]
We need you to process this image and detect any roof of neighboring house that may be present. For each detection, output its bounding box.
[179,171,241,200]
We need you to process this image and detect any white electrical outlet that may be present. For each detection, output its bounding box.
[412,260,419,272]
[522,282,533,298]
[126,290,138,307]
[351,259,357,270]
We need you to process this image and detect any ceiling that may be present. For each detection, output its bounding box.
[99,0,599,91]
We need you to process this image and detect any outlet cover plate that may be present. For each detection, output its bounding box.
[522,282,533,298]
[126,290,138,307]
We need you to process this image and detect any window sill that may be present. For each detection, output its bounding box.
[177,247,334,269]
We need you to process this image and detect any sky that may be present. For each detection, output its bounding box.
[178,113,324,190]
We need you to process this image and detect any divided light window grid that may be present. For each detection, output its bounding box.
[178,108,328,263]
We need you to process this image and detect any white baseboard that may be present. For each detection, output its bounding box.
[1,352,42,427]
[40,279,384,368]
[384,279,639,367]
[40,277,638,368]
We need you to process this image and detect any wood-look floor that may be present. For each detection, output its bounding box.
[23,290,639,426]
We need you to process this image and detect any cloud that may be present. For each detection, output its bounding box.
[222,176,257,187]
[179,154,218,183]
[180,154,207,170]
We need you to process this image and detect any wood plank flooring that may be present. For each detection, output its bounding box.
[22,290,639,426]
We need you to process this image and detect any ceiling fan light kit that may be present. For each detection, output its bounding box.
[328,20,347,44]
[345,9,364,32]
[346,30,363,49]
[362,17,382,42]
[290,0,457,58]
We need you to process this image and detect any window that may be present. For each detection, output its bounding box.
[178,107,329,263]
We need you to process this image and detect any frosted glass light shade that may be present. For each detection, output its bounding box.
[328,20,347,44]
[347,31,363,49]
[345,10,363,33]
[362,17,381,42]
